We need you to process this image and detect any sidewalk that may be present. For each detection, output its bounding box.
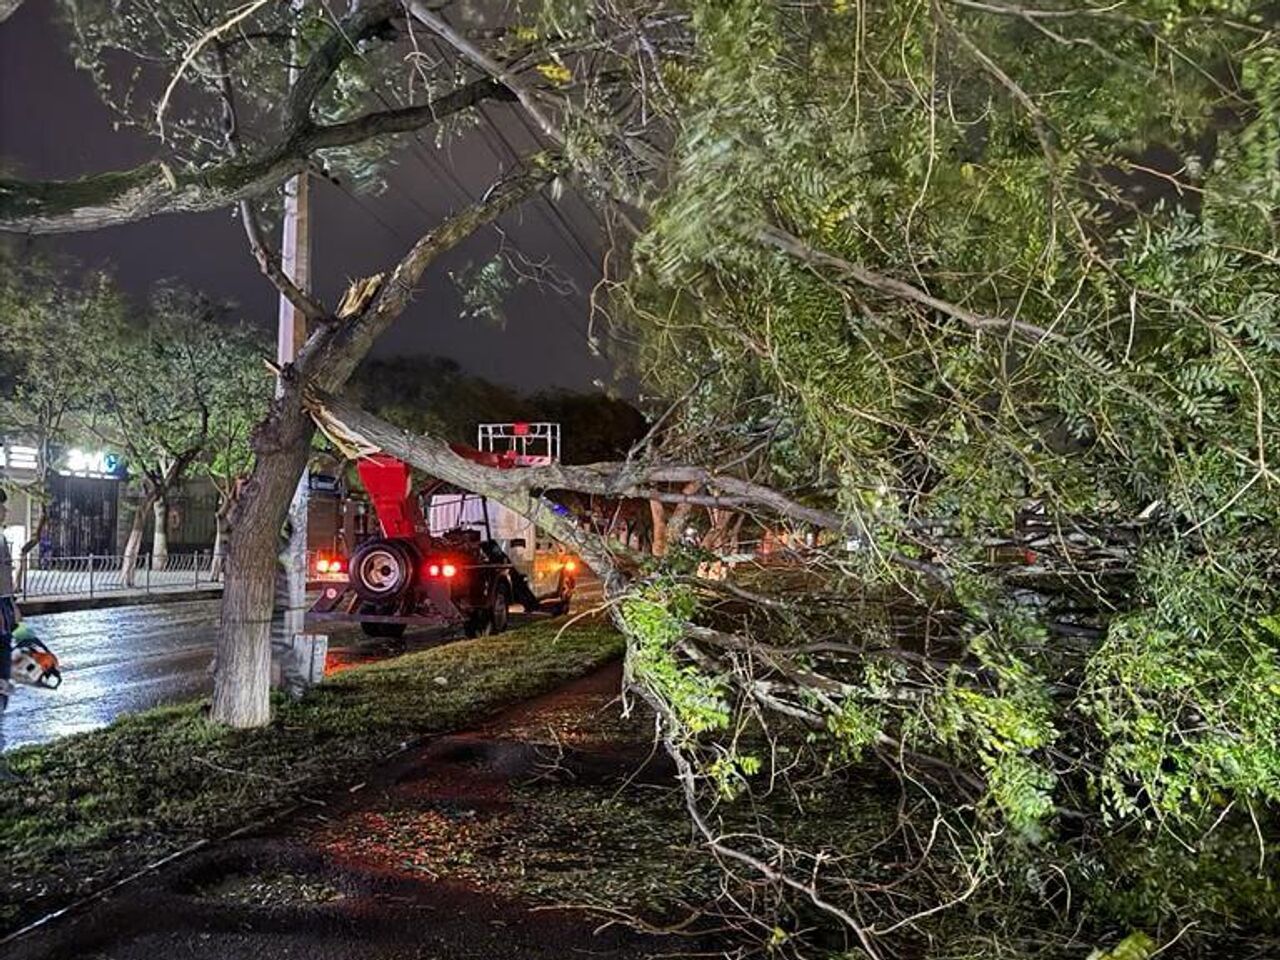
[16,553,222,614]
[3,662,726,960]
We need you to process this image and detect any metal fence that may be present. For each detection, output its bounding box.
[15,553,222,601]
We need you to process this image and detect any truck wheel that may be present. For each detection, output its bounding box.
[361,621,407,639]
[490,583,510,634]
[350,538,416,603]
[465,583,509,637]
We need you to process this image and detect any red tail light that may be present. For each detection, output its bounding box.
[316,557,331,573]
[331,559,344,573]
[564,560,577,573]
[426,559,460,579]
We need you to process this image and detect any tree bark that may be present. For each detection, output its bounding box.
[649,500,669,557]
[151,496,170,571]
[210,393,313,728]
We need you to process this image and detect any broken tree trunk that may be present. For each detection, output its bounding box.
[209,164,553,728]
[306,392,633,598]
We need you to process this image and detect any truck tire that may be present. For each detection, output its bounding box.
[350,538,417,603]
[465,582,510,638]
[490,582,510,634]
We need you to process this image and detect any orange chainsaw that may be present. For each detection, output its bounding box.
[11,624,61,689]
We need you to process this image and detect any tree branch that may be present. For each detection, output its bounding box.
[303,391,956,586]
[283,1,399,132]
[757,225,1065,345]
[0,78,510,234]
[214,40,329,324]
[404,0,566,149]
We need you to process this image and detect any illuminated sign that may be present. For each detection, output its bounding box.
[59,449,126,478]
[0,445,39,471]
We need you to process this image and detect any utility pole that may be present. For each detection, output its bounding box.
[278,0,311,651]
[278,171,310,646]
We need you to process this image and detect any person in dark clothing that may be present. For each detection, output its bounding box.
[0,488,23,780]
[0,489,19,702]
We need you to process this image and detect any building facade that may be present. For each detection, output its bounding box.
[3,438,354,561]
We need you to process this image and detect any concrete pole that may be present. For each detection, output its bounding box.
[277,2,311,648]
[278,171,311,645]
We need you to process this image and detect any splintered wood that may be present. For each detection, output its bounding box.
[336,274,385,319]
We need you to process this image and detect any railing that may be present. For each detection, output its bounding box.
[15,553,222,602]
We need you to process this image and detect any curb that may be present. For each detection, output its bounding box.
[20,587,224,616]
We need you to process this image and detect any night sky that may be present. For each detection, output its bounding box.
[0,1,614,393]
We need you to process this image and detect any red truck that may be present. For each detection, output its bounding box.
[309,424,578,639]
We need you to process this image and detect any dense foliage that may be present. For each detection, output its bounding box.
[0,245,119,489]
[0,252,269,551]
[546,0,1280,954]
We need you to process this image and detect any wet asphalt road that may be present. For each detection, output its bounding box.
[5,601,223,752]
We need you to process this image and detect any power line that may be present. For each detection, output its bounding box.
[324,175,419,248]
[312,8,601,347]
[402,27,603,282]
[474,101,602,280]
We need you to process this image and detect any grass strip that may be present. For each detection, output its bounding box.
[0,620,624,932]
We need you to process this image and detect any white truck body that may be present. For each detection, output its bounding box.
[427,493,568,598]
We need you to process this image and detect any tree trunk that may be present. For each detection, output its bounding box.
[209,166,548,728]
[121,491,155,587]
[649,500,669,557]
[210,395,313,727]
[151,496,170,571]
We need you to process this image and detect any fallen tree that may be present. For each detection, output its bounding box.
[7,1,1280,954]
[300,385,1279,958]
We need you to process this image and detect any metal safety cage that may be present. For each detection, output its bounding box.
[476,422,561,466]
